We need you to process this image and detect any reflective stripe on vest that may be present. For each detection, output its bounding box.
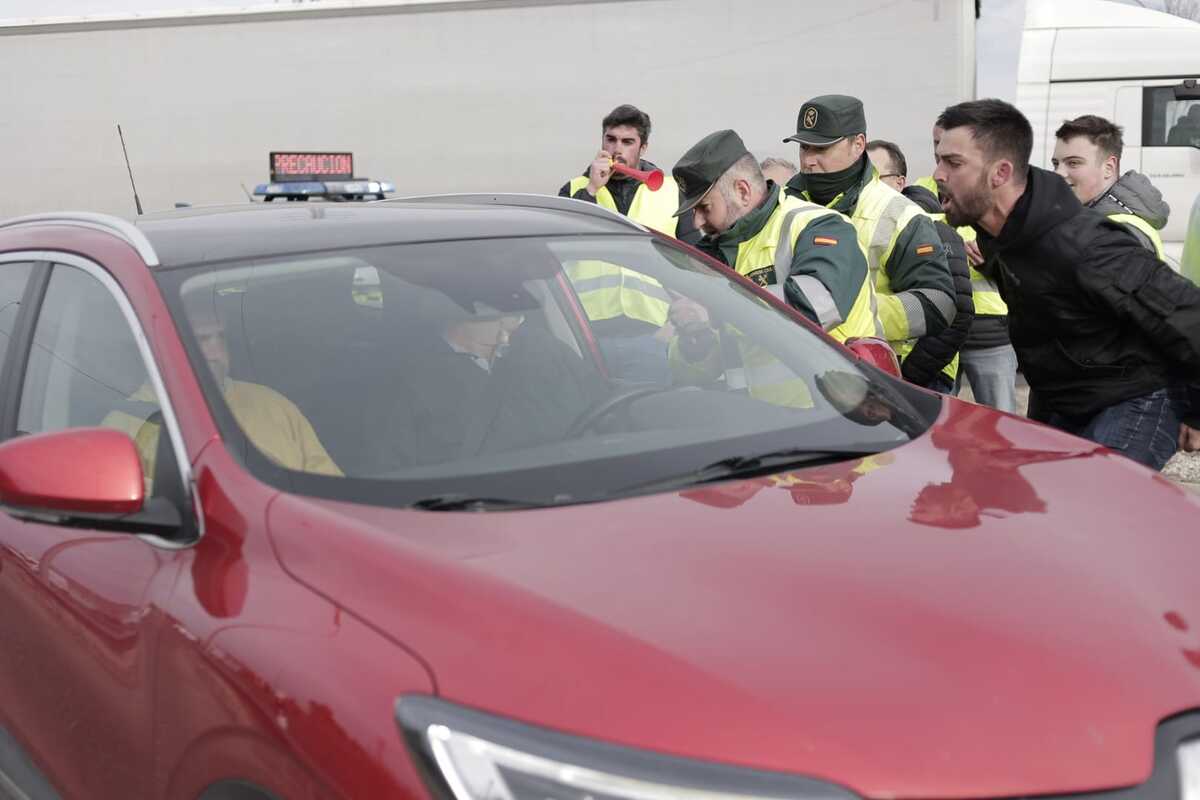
[565,259,670,326]
[721,198,877,409]
[567,175,680,236]
[969,270,1007,315]
[1108,212,1166,260]
[737,197,878,343]
[564,175,677,326]
[845,179,938,361]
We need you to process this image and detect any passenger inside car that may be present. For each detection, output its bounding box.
[189,306,342,476]
[105,306,342,480]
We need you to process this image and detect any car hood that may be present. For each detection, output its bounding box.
[268,399,1200,799]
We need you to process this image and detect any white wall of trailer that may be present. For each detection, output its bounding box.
[0,0,974,218]
[1018,0,1200,266]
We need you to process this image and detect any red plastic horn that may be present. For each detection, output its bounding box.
[611,162,664,191]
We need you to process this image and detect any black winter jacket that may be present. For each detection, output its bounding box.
[900,185,975,388]
[976,167,1200,425]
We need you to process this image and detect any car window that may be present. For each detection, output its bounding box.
[16,263,163,492]
[0,261,34,378]
[158,236,939,508]
[1143,86,1200,147]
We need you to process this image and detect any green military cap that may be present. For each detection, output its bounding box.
[783,95,867,147]
[672,129,751,216]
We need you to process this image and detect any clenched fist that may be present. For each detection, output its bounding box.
[587,150,614,195]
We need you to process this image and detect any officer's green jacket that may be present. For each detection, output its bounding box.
[787,160,955,370]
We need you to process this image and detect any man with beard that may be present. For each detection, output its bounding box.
[558,104,697,383]
[666,130,878,405]
[1052,114,1170,259]
[933,98,1200,468]
[926,122,1018,413]
[782,95,957,391]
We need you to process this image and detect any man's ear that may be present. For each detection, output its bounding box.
[850,133,867,159]
[638,141,648,160]
[1103,153,1119,182]
[991,159,1014,188]
[735,177,754,205]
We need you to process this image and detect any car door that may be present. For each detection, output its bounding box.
[0,255,187,799]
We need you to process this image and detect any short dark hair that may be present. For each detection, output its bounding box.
[602,104,651,144]
[1055,114,1124,164]
[936,98,1032,180]
[866,139,907,178]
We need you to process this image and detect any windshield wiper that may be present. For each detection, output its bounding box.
[618,447,884,496]
[407,493,547,512]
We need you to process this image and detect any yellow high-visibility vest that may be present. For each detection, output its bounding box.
[1108,212,1166,260]
[838,176,956,381]
[565,175,680,327]
[567,175,680,236]
[732,194,878,344]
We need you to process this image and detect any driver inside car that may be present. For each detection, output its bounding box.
[368,291,607,471]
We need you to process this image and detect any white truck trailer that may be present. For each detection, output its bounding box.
[0,0,975,217]
[1017,0,1200,268]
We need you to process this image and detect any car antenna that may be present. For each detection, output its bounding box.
[116,124,144,216]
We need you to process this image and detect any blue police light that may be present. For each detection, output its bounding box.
[253,181,328,197]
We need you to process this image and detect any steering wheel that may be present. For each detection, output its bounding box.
[565,385,675,438]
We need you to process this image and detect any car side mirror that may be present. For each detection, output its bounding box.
[0,428,180,536]
[844,336,901,378]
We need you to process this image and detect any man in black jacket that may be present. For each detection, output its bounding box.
[933,98,1200,468]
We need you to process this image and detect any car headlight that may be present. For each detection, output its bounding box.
[397,696,858,800]
[1180,738,1200,800]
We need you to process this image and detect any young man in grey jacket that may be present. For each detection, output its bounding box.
[1052,114,1170,258]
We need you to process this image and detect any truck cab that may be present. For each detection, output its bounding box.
[1017,0,1200,269]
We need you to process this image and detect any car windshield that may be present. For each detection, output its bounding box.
[157,234,940,508]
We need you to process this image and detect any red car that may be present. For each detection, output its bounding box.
[0,200,1197,800]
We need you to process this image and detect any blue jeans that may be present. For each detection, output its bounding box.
[597,334,670,385]
[956,344,1018,413]
[1045,387,1181,470]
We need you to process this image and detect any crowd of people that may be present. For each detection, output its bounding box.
[558,98,1200,471]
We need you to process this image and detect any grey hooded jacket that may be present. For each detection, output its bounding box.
[1088,171,1170,253]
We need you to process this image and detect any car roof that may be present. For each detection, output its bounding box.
[129,194,647,268]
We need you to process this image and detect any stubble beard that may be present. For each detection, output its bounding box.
[944,174,991,229]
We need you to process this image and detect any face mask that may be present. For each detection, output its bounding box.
[805,154,867,205]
